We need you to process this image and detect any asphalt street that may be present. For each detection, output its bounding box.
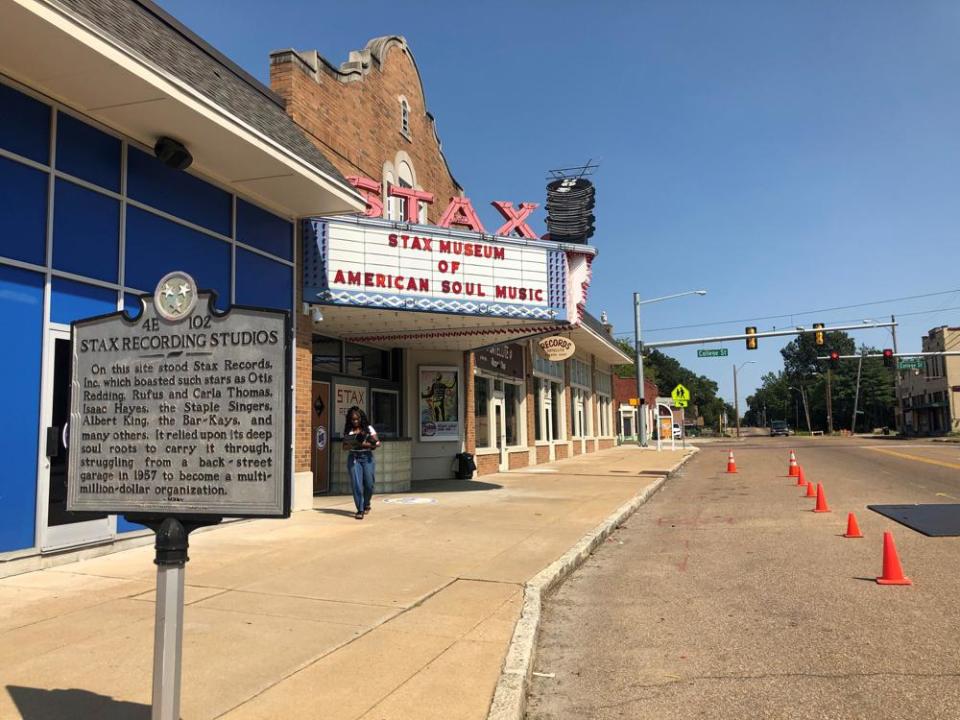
[526,437,960,720]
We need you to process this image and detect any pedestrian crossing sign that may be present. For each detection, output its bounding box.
[671,384,690,407]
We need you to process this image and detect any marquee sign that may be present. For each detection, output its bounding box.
[304,219,569,320]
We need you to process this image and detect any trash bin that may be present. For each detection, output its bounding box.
[454,452,476,480]
[882,426,890,436]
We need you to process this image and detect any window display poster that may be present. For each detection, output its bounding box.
[419,366,460,441]
[334,381,368,435]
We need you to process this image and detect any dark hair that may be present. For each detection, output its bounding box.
[343,406,370,435]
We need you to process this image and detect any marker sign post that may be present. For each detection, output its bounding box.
[67,271,290,720]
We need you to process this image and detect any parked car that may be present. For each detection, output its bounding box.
[673,423,682,439]
[770,420,791,437]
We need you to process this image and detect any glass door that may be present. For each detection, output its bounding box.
[492,395,508,472]
[312,381,330,493]
[39,329,113,551]
[541,381,555,461]
[574,390,586,454]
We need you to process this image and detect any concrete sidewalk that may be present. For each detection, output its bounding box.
[0,446,694,720]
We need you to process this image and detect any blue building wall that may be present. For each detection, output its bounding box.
[0,77,295,554]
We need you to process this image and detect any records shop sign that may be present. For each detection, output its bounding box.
[67,272,290,518]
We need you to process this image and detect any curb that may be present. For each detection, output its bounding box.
[485,448,699,720]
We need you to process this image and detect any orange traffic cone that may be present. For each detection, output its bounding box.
[796,465,807,487]
[876,531,912,585]
[726,450,737,474]
[804,480,816,497]
[844,513,863,538]
[788,450,799,477]
[813,483,831,513]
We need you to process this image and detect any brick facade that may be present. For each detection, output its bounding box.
[270,37,462,217]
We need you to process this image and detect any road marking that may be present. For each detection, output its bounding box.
[936,492,959,500]
[868,447,960,470]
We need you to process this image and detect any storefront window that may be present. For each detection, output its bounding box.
[551,381,563,440]
[535,379,544,441]
[344,342,390,380]
[371,389,399,438]
[312,335,341,375]
[504,382,519,446]
[475,376,490,448]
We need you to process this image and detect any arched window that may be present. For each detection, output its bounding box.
[400,98,410,137]
[383,167,398,221]
[397,161,414,221]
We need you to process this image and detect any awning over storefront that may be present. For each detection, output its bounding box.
[568,312,633,365]
[0,0,364,218]
[303,304,570,351]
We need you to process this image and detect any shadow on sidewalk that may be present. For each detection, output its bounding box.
[7,686,149,719]
[314,508,360,518]
[411,479,502,493]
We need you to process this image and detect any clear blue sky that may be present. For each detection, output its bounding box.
[157,0,960,407]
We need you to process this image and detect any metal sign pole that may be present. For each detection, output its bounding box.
[148,518,188,720]
[153,566,184,720]
[135,515,218,720]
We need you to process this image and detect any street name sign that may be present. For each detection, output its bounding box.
[671,383,690,408]
[898,358,924,370]
[697,349,728,358]
[67,271,291,518]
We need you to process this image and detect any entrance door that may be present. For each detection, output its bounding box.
[312,381,330,493]
[542,381,555,461]
[575,393,586,454]
[492,395,508,472]
[39,329,113,551]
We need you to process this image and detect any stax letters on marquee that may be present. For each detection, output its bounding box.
[346,175,540,239]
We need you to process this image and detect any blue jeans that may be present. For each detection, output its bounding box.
[347,451,375,513]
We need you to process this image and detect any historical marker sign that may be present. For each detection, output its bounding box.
[67,272,290,518]
[697,348,728,358]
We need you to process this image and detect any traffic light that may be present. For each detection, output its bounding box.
[829,350,840,369]
[813,323,825,346]
[883,348,894,368]
[745,326,758,350]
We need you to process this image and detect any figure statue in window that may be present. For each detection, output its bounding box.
[422,373,456,422]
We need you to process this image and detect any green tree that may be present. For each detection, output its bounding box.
[780,331,855,431]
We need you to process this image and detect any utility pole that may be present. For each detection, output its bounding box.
[633,293,646,447]
[851,350,864,434]
[891,313,901,434]
[733,360,755,438]
[733,363,740,439]
[826,368,834,434]
[800,383,812,432]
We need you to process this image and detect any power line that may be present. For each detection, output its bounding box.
[614,288,960,336]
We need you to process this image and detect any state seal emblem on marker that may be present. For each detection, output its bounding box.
[154,271,198,321]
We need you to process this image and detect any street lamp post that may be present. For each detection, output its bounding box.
[634,289,707,447]
[733,360,756,439]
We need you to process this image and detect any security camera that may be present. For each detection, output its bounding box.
[311,307,323,323]
[154,137,193,171]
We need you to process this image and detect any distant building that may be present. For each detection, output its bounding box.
[613,375,659,440]
[898,326,960,435]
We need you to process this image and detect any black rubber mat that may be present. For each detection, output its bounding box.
[868,504,960,537]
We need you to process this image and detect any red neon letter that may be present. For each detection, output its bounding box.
[346,176,384,218]
[387,184,435,223]
[492,201,539,239]
[436,197,486,233]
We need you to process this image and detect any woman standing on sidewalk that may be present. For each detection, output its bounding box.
[342,406,380,520]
